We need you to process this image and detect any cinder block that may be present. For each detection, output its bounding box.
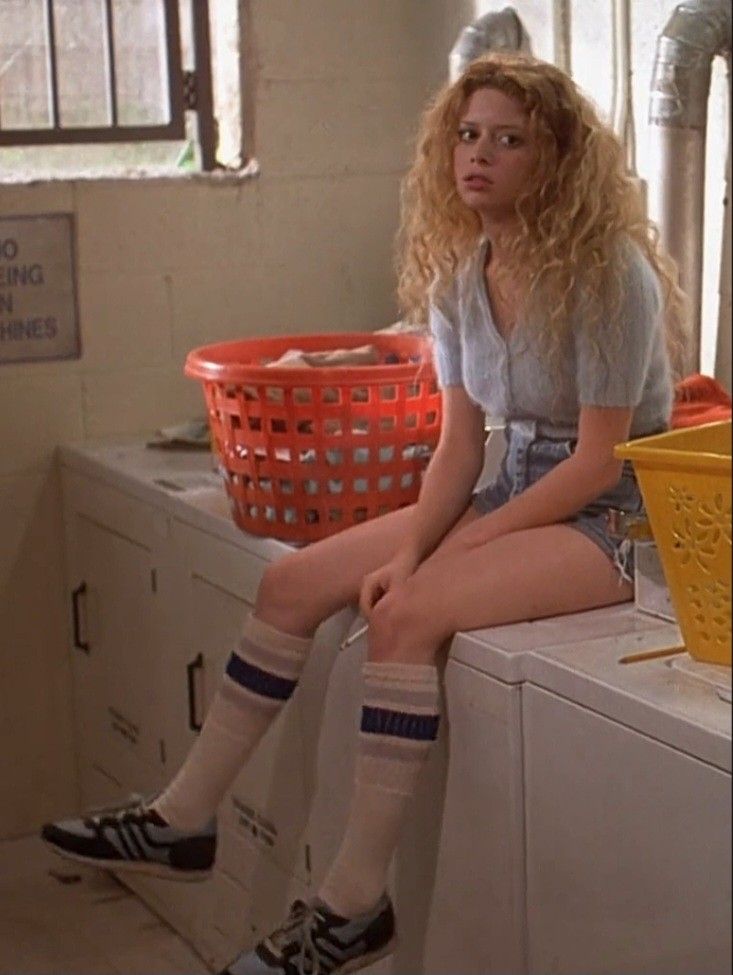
[258,174,400,267]
[169,265,264,359]
[82,365,205,439]
[0,373,84,476]
[254,173,401,331]
[77,271,172,369]
[251,0,424,82]
[74,181,261,272]
[256,78,425,178]
[0,182,75,214]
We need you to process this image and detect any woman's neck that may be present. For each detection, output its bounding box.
[482,226,519,269]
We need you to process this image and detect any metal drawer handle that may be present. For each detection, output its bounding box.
[71,582,90,654]
[186,652,204,732]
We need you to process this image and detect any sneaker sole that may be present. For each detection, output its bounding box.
[42,839,213,883]
[337,935,399,974]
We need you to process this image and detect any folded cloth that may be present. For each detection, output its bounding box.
[147,419,211,450]
[265,344,379,369]
[262,344,380,404]
[671,373,732,429]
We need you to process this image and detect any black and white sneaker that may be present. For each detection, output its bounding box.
[41,796,216,881]
[221,893,397,975]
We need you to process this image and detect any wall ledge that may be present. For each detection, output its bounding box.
[0,158,260,189]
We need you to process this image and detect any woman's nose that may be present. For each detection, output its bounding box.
[471,136,493,164]
[471,148,493,166]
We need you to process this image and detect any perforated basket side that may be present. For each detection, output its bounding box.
[186,333,443,542]
[616,422,732,665]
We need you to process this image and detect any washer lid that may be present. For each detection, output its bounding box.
[526,625,731,772]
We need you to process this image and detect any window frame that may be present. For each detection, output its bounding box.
[0,0,217,171]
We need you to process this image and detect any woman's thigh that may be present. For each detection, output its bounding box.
[255,502,481,633]
[366,522,634,664]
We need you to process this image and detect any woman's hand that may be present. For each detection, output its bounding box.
[359,551,420,619]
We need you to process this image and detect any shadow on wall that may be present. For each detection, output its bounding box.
[0,463,77,839]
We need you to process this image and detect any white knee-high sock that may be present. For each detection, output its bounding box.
[317,660,441,918]
[153,614,312,831]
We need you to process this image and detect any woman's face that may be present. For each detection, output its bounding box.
[453,87,537,226]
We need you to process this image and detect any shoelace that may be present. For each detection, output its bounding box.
[84,792,147,829]
[270,900,330,975]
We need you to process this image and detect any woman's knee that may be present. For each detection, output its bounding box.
[254,555,321,636]
[366,584,447,664]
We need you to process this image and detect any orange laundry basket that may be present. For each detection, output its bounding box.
[185,333,442,543]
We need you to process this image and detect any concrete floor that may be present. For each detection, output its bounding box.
[0,835,208,974]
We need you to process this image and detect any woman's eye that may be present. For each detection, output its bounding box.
[498,133,522,147]
[458,128,475,142]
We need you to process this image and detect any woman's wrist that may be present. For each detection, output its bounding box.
[392,544,422,573]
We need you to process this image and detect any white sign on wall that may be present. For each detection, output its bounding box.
[0,213,80,365]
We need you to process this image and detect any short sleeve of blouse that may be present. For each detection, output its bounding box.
[575,242,664,408]
[429,295,463,388]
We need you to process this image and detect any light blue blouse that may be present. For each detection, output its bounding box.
[429,238,673,438]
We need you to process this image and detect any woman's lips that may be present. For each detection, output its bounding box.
[463,175,493,189]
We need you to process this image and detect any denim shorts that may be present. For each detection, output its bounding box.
[472,419,648,585]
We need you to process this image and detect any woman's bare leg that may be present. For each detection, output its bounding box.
[153,503,479,829]
[366,522,633,664]
[317,523,633,917]
[254,502,481,635]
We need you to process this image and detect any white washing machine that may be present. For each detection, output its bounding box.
[522,630,731,974]
[417,604,677,975]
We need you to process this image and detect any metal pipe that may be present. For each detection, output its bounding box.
[715,117,731,391]
[648,0,732,373]
[553,0,572,76]
[611,0,637,174]
[449,7,531,83]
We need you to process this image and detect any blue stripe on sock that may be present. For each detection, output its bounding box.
[360,705,440,741]
[225,653,297,701]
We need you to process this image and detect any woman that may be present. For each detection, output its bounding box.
[43,52,688,975]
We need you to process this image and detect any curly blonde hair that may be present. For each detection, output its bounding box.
[396,52,690,382]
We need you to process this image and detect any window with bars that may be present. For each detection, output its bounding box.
[0,0,244,177]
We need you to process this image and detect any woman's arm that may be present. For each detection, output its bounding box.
[358,386,485,616]
[396,385,486,566]
[455,404,633,548]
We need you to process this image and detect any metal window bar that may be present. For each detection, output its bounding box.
[102,0,119,129]
[0,0,217,170]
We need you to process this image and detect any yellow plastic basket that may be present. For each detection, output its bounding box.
[615,421,732,666]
